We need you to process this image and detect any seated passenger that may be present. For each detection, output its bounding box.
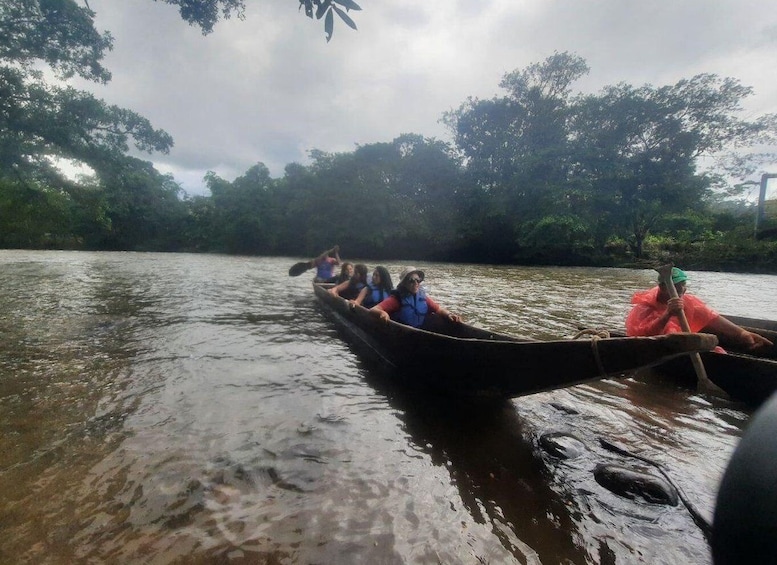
[335,262,354,285]
[626,267,772,352]
[370,267,461,329]
[353,266,393,308]
[329,263,368,300]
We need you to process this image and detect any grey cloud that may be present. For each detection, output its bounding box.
[79,0,777,196]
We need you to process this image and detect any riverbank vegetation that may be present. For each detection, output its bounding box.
[2,4,777,272]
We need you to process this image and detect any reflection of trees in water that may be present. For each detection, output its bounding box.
[1,263,141,454]
[0,262,148,561]
[363,363,716,564]
[362,365,589,564]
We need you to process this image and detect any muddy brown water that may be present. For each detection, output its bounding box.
[1,251,775,564]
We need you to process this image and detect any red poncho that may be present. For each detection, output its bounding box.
[625,286,720,336]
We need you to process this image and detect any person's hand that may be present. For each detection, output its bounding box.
[740,331,774,350]
[333,245,339,253]
[666,297,684,317]
[328,288,337,296]
[448,313,462,323]
[375,309,390,323]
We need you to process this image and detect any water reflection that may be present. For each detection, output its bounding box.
[357,355,740,564]
[0,251,773,564]
[364,376,580,563]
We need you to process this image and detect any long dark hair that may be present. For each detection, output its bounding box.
[372,266,393,294]
[350,264,368,287]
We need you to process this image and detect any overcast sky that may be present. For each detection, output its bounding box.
[77,0,777,197]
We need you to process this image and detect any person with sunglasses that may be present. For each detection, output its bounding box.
[370,267,461,328]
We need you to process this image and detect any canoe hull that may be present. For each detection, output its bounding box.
[581,316,777,406]
[643,351,777,406]
[314,285,718,399]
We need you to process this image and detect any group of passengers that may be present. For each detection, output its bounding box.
[312,246,461,329]
[311,246,772,352]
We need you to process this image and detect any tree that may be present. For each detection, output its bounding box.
[207,163,279,253]
[157,0,361,40]
[442,52,590,261]
[91,156,187,250]
[0,1,173,175]
[570,76,776,257]
[0,177,74,248]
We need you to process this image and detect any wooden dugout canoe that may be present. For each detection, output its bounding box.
[314,284,718,400]
[581,317,777,406]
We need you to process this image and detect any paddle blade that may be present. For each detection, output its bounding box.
[289,261,313,277]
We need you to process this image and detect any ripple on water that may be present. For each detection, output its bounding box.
[1,253,768,564]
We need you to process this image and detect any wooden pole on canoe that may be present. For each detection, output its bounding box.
[656,264,726,396]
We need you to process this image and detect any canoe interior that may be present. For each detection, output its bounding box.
[724,315,777,334]
[716,320,777,361]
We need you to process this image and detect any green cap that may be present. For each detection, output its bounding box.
[659,267,688,285]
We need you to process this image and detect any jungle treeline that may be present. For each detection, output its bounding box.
[2,2,777,271]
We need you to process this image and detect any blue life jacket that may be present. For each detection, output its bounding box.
[315,260,334,281]
[395,288,429,328]
[364,283,389,308]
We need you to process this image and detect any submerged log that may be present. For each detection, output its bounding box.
[539,432,586,460]
[594,463,679,506]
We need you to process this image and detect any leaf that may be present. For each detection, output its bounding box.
[335,0,362,11]
[316,0,330,20]
[300,0,313,18]
[333,6,357,30]
[324,9,334,41]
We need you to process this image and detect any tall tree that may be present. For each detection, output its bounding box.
[91,156,187,250]
[0,0,173,188]
[443,52,590,260]
[570,76,777,256]
[207,163,278,253]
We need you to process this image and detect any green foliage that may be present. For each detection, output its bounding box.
[0,0,173,198]
[264,134,462,259]
[2,11,777,274]
[0,0,113,82]
[0,177,73,248]
[154,0,246,34]
[207,163,279,253]
[521,215,592,249]
[515,214,596,265]
[299,0,361,41]
[652,235,777,273]
[89,157,187,250]
[155,0,361,40]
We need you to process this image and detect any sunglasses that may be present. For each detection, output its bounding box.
[408,277,423,284]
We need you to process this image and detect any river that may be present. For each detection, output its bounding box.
[1,250,775,564]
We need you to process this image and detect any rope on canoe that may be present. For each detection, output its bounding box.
[572,328,611,340]
[572,328,611,376]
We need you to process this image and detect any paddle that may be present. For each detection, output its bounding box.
[288,261,313,277]
[290,245,340,277]
[656,264,726,397]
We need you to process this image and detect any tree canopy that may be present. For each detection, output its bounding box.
[1,2,777,270]
[443,52,777,260]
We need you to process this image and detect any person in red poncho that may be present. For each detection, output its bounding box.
[626,267,772,352]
